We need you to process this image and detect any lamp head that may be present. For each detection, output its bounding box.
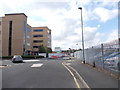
[78,7,82,10]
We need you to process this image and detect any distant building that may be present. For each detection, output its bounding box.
[54,47,61,53]
[0,13,52,56]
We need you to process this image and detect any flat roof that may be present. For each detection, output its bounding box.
[5,13,27,17]
[33,26,48,28]
[32,26,51,30]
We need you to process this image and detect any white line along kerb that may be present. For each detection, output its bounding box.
[62,63,80,88]
[62,62,90,89]
[67,64,90,88]
[31,63,43,68]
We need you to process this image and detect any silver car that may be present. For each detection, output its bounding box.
[12,55,23,63]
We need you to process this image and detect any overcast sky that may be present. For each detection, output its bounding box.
[0,0,119,50]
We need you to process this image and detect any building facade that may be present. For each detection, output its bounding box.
[32,27,51,55]
[0,13,51,56]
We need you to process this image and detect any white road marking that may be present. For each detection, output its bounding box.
[62,62,90,89]
[23,60,40,62]
[0,65,11,68]
[31,63,43,68]
[62,63,80,88]
[66,63,71,65]
[67,64,90,88]
[4,60,9,61]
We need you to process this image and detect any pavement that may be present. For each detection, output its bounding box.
[67,59,119,89]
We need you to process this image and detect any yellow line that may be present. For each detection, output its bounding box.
[62,63,80,88]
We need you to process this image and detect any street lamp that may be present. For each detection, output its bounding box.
[78,7,85,64]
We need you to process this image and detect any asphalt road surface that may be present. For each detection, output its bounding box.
[1,58,119,89]
[2,59,77,88]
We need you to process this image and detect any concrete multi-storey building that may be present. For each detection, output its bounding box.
[0,13,51,56]
[32,27,51,55]
[1,13,27,56]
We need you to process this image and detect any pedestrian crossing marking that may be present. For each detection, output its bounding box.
[23,60,40,62]
[31,63,43,68]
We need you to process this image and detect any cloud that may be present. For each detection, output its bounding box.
[106,30,118,42]
[52,25,103,49]
[0,0,118,50]
[93,7,118,22]
[94,0,119,7]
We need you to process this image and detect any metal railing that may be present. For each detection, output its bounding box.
[74,39,120,75]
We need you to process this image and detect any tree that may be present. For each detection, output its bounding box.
[38,45,52,53]
[38,45,46,53]
[47,47,52,53]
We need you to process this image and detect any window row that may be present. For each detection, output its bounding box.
[33,45,43,48]
[33,46,39,48]
[33,35,43,37]
[33,40,43,43]
[34,29,43,32]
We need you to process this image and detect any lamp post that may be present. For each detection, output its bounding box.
[76,43,79,51]
[78,7,85,64]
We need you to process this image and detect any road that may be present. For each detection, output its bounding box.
[2,59,78,88]
[1,58,119,89]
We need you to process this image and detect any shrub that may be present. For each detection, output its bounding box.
[22,55,44,59]
[1,56,13,59]
[1,55,44,59]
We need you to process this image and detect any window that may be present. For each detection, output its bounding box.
[33,40,43,43]
[8,21,12,56]
[27,28,31,32]
[27,43,30,46]
[24,21,26,31]
[33,35,43,37]
[26,36,30,39]
[34,29,43,32]
[33,46,39,48]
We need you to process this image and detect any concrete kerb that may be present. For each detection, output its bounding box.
[62,62,91,89]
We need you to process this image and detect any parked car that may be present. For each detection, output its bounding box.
[49,56,59,59]
[12,55,23,63]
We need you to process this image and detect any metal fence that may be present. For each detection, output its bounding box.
[74,39,120,75]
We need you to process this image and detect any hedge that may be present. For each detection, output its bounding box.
[1,55,44,59]
[22,55,44,59]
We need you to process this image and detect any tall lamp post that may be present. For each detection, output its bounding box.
[78,7,85,64]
